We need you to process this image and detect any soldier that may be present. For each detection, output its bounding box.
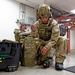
[31,4,67,70]
[14,24,26,42]
[20,24,26,33]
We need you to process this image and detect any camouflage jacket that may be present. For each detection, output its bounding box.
[31,18,60,49]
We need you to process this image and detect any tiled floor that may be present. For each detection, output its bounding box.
[0,54,75,75]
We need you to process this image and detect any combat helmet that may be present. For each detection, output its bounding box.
[38,4,52,17]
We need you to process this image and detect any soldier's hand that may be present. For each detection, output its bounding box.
[31,25,36,32]
[41,47,48,55]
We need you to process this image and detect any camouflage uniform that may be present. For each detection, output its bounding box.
[31,4,67,64]
[14,29,29,44]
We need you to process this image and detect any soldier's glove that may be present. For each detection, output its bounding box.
[37,44,48,65]
[41,47,48,55]
[31,25,36,32]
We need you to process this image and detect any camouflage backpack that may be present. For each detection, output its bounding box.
[21,36,37,66]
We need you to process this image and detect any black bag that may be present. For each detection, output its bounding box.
[0,40,22,72]
[59,25,67,36]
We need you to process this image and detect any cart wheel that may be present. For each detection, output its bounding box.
[12,67,18,71]
[6,67,18,72]
[7,67,13,72]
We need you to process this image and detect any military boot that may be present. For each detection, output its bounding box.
[55,62,63,70]
[43,57,53,68]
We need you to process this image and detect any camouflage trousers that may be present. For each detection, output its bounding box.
[36,36,67,63]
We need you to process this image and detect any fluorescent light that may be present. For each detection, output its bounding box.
[71,9,75,14]
[66,19,71,21]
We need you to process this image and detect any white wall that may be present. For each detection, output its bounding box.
[19,4,36,24]
[19,4,36,32]
[0,0,20,41]
[0,1,36,41]
[19,3,26,19]
[70,30,75,49]
[25,6,36,24]
[25,6,36,20]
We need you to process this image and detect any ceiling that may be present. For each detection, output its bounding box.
[15,0,75,17]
